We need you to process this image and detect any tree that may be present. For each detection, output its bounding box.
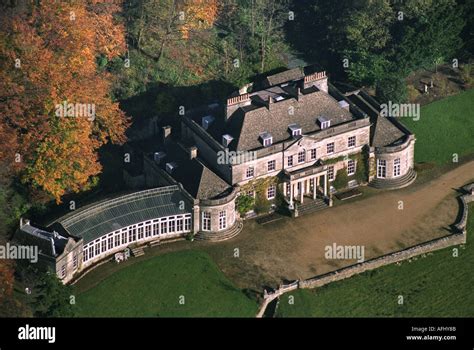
[343,0,394,85]
[236,0,290,73]
[127,0,218,63]
[33,272,75,317]
[0,2,129,203]
[376,74,408,104]
[391,0,464,75]
[0,260,15,306]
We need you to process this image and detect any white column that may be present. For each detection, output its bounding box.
[299,180,304,203]
[289,181,293,207]
[324,173,328,196]
[313,177,317,200]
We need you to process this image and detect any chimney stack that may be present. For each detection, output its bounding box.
[296,87,301,101]
[303,71,328,92]
[267,96,273,109]
[188,146,198,160]
[162,126,172,144]
[225,93,251,121]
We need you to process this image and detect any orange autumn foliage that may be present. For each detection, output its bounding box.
[0,259,15,305]
[180,0,219,39]
[0,1,129,203]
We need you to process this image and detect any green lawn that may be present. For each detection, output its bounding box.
[75,250,258,317]
[401,89,474,165]
[276,204,474,317]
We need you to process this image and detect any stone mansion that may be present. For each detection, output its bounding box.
[15,66,416,283]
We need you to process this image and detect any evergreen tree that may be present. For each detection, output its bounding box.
[33,272,75,317]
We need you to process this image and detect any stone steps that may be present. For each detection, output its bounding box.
[194,220,243,242]
[149,239,162,248]
[296,198,329,216]
[130,246,145,257]
[370,168,417,190]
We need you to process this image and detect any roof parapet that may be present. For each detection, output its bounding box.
[225,93,252,121]
[227,93,250,106]
[304,71,326,84]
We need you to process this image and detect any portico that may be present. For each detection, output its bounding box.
[283,164,329,209]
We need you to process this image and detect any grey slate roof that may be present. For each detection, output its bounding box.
[263,67,304,87]
[15,224,68,257]
[227,89,354,151]
[151,141,232,200]
[346,91,407,147]
[372,115,406,147]
[171,158,231,200]
[56,186,192,244]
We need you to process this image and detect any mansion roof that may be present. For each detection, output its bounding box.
[149,141,232,200]
[187,81,357,152]
[226,89,354,151]
[262,67,304,87]
[345,90,408,147]
[170,158,231,200]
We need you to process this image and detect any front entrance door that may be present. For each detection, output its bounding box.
[297,182,302,198]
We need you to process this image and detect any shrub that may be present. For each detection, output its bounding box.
[236,194,255,215]
[460,64,472,86]
[407,84,420,102]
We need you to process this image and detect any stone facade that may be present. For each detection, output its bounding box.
[199,195,238,233]
[15,66,419,284]
[374,136,415,179]
[54,238,83,284]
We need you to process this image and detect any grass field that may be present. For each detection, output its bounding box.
[275,204,474,317]
[401,89,474,165]
[75,250,258,317]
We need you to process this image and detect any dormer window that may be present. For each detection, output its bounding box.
[166,162,178,174]
[260,132,273,147]
[288,123,302,137]
[318,116,331,130]
[338,100,350,110]
[274,95,285,102]
[222,134,233,148]
[202,115,215,130]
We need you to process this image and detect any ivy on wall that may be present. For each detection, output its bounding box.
[328,152,369,191]
[240,176,278,196]
[239,176,279,214]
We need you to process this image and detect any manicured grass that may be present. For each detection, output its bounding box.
[401,89,474,165]
[276,204,474,317]
[75,250,258,317]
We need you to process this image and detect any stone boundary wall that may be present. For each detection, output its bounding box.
[455,184,474,234]
[259,183,473,317]
[257,281,298,317]
[299,232,465,290]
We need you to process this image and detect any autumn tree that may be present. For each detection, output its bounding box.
[127,0,218,63]
[0,1,129,203]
